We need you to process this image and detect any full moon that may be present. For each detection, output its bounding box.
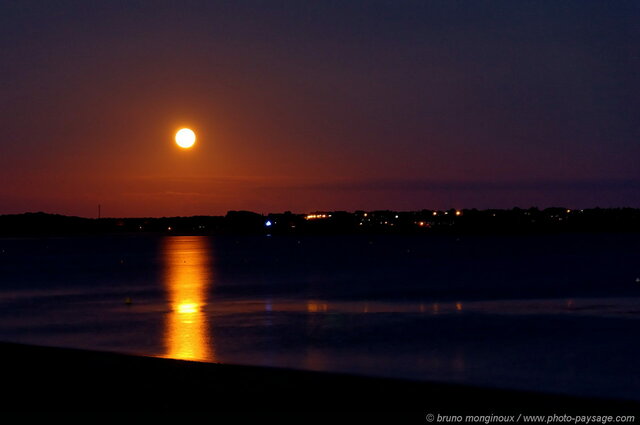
[175,128,196,149]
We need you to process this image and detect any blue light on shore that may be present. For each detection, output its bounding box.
[265,220,272,227]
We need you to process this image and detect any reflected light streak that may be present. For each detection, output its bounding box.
[163,236,214,362]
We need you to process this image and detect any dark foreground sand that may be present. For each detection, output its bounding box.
[0,342,637,417]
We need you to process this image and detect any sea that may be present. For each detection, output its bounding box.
[0,233,639,400]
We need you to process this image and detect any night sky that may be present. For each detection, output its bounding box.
[1,1,638,217]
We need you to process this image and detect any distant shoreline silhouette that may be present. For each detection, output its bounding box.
[1,208,639,236]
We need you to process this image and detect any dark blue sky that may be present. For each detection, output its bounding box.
[1,1,638,216]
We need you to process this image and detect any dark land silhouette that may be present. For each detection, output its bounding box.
[1,207,639,236]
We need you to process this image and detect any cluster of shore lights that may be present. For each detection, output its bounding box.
[308,211,463,222]
[432,210,462,216]
[305,213,332,220]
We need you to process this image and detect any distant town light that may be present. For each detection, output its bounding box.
[306,213,330,220]
[265,220,272,227]
[455,210,461,216]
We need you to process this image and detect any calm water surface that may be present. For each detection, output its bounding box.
[0,234,639,400]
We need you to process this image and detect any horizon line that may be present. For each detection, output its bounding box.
[3,205,639,220]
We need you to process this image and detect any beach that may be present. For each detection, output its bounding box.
[1,342,638,415]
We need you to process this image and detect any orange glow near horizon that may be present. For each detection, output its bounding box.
[163,236,214,362]
[307,300,329,313]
